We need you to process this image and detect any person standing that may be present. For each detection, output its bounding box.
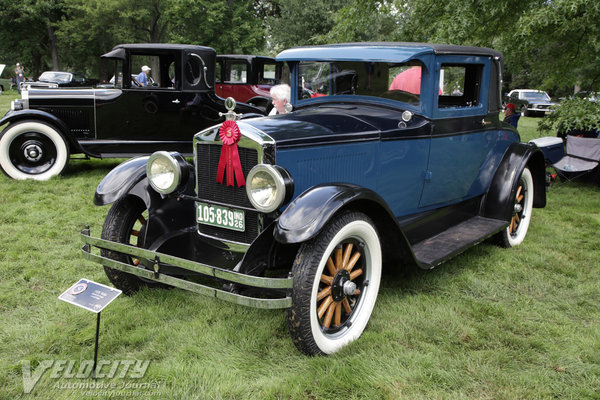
[136,65,151,87]
[14,63,25,94]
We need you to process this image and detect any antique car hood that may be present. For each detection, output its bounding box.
[25,87,122,101]
[240,104,425,147]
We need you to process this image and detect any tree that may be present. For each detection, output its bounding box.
[167,0,269,54]
[0,0,65,77]
[266,0,347,52]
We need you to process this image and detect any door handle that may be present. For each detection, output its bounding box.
[481,119,492,127]
[172,99,180,104]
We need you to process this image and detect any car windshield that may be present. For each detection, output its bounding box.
[521,91,550,101]
[39,72,71,83]
[297,60,425,105]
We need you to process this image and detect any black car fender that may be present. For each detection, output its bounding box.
[483,142,546,221]
[0,109,83,153]
[94,155,197,252]
[94,156,151,206]
[274,184,411,255]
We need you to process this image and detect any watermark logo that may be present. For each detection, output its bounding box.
[21,359,150,394]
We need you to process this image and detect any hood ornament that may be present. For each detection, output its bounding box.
[219,97,242,121]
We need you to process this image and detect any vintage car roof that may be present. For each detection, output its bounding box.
[217,55,275,62]
[101,43,215,59]
[277,42,503,63]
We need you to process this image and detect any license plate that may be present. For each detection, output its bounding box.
[196,202,245,232]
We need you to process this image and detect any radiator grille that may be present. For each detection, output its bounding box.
[41,108,91,136]
[195,142,260,244]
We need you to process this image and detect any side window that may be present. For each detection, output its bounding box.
[131,54,160,88]
[260,62,277,84]
[226,61,247,83]
[438,64,482,108]
[185,55,203,86]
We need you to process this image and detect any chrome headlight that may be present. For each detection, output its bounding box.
[246,164,293,213]
[146,151,187,194]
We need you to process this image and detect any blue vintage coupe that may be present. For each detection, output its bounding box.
[82,43,547,355]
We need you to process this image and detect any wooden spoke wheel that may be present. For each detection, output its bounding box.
[287,211,382,355]
[101,196,163,295]
[499,167,534,248]
[317,241,364,332]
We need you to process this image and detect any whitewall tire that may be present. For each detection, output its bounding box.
[500,167,534,247]
[287,211,382,355]
[0,121,69,180]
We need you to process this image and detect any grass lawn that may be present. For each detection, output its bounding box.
[0,92,599,399]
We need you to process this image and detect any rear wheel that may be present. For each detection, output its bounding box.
[101,196,164,295]
[287,211,382,355]
[498,167,534,248]
[0,121,69,180]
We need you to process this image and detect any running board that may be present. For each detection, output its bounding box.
[412,216,507,268]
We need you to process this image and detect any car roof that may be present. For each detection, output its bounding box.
[101,43,215,59]
[217,55,275,62]
[277,42,503,63]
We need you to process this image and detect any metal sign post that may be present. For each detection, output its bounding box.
[59,279,122,379]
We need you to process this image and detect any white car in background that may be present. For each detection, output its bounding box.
[504,89,556,117]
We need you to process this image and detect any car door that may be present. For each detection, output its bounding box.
[419,56,509,208]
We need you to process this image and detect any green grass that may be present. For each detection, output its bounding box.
[0,97,599,399]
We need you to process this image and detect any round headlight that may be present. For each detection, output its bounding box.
[146,151,184,194]
[246,164,290,213]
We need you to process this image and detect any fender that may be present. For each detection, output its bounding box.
[94,156,151,206]
[483,142,546,221]
[0,109,83,153]
[274,183,406,245]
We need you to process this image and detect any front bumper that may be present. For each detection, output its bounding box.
[81,227,292,309]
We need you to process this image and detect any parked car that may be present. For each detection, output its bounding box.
[504,89,556,117]
[81,42,547,355]
[215,55,284,113]
[0,44,263,180]
[23,71,99,89]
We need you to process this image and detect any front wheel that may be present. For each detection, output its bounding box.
[101,196,165,295]
[287,211,382,355]
[0,121,69,180]
[498,167,534,248]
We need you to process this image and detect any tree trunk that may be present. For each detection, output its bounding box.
[48,25,60,70]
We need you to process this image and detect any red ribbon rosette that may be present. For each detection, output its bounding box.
[216,120,246,187]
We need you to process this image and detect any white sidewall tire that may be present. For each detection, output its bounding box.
[309,219,382,354]
[0,121,69,180]
[506,167,534,247]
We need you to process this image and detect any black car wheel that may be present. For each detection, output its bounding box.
[287,211,382,355]
[498,167,534,248]
[101,196,165,295]
[521,105,529,117]
[0,121,69,180]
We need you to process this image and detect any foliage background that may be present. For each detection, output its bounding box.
[0,0,599,97]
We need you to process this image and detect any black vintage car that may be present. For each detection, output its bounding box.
[82,42,547,355]
[0,44,262,180]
